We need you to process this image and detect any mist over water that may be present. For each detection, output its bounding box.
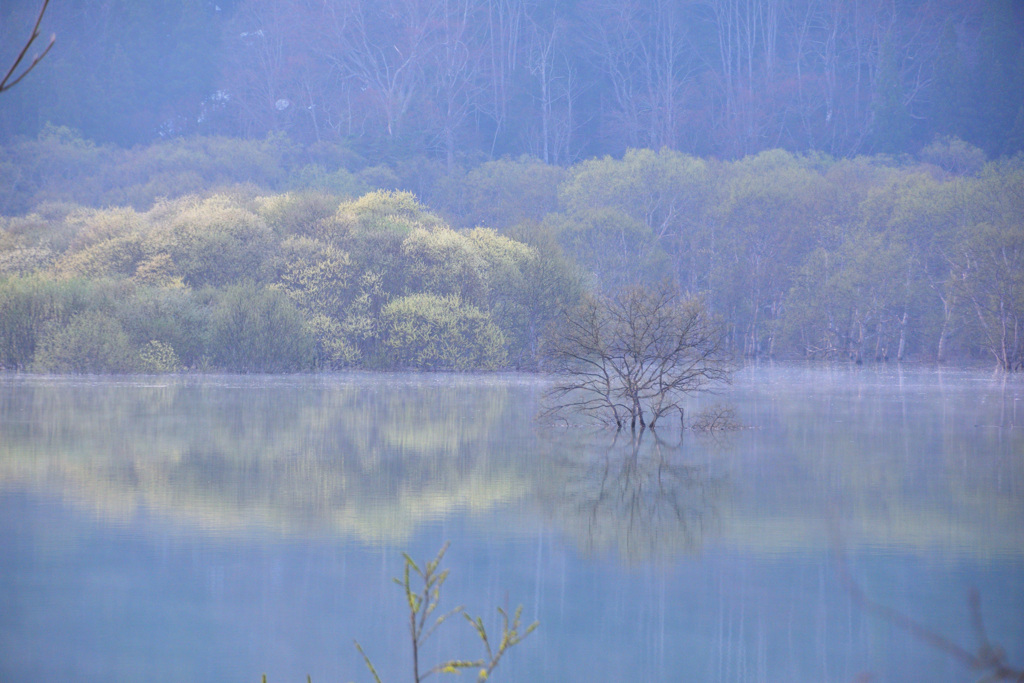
[0,366,1021,682]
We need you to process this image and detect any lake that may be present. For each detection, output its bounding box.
[0,366,1021,682]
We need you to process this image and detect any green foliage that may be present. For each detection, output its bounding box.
[401,226,489,304]
[552,149,714,292]
[456,156,564,229]
[33,310,139,373]
[546,207,661,291]
[137,340,181,373]
[2,150,1019,371]
[355,543,538,683]
[0,276,105,369]
[0,244,53,277]
[113,285,209,369]
[208,283,313,372]
[55,233,147,280]
[0,186,574,372]
[256,192,343,239]
[0,131,301,214]
[337,190,444,236]
[147,194,274,288]
[273,236,353,318]
[381,294,507,370]
[305,313,359,370]
[285,165,368,198]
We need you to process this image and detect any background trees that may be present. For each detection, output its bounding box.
[2,0,1022,160]
[2,137,1022,371]
[0,188,579,372]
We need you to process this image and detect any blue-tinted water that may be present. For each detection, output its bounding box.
[1,366,1021,682]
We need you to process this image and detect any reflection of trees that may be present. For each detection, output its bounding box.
[0,376,533,542]
[726,367,1024,555]
[534,429,728,562]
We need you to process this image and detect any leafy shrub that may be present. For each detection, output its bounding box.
[3,201,87,253]
[54,234,147,279]
[33,310,139,373]
[63,206,145,251]
[137,340,181,373]
[132,253,184,288]
[335,190,443,237]
[146,195,274,287]
[256,192,343,239]
[305,313,358,369]
[208,283,313,372]
[49,207,148,279]
[381,293,507,370]
[273,236,353,319]
[0,245,54,276]
[0,276,104,369]
[113,285,208,368]
[401,226,488,305]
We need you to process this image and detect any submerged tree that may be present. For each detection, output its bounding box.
[543,283,731,430]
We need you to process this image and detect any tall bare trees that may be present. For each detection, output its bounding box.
[3,0,1022,158]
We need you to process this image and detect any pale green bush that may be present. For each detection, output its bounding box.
[34,310,139,373]
[137,340,181,373]
[381,293,507,370]
[208,283,313,372]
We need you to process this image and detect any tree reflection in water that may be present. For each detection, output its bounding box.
[534,428,729,562]
[0,376,532,542]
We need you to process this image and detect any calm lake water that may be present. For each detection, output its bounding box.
[0,366,1021,682]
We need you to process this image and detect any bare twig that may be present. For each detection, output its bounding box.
[0,0,55,94]
[688,404,742,432]
[833,543,1023,681]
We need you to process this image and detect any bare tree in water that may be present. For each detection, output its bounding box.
[1,0,54,94]
[543,283,732,430]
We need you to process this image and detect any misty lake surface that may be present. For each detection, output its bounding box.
[1,366,1021,682]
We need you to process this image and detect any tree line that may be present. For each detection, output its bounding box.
[0,132,1021,372]
[0,188,579,372]
[1,0,1021,163]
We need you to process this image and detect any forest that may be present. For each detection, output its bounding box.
[2,0,1022,161]
[0,0,1021,373]
[0,132,1021,372]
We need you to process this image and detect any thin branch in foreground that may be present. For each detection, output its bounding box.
[0,0,55,93]
[355,542,537,683]
[833,544,1023,681]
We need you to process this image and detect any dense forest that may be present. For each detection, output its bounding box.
[0,133,1020,372]
[0,0,1021,372]
[2,0,1022,160]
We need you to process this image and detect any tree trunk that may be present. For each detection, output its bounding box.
[897,311,907,361]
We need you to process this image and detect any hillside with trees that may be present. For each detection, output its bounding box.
[0,132,1020,372]
[2,0,1022,161]
[0,0,1021,372]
